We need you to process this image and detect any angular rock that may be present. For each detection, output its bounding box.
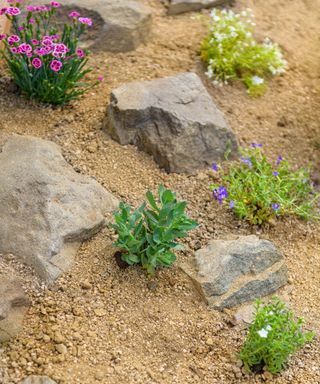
[31,0,152,52]
[181,235,288,309]
[20,376,57,384]
[168,0,234,15]
[106,72,237,173]
[0,277,30,342]
[0,135,118,282]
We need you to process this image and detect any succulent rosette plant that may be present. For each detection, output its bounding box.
[0,1,100,104]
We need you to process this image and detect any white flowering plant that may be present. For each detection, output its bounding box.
[239,297,314,374]
[201,8,287,95]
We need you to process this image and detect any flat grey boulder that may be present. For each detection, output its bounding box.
[30,0,152,52]
[106,72,237,174]
[0,277,30,343]
[181,235,288,309]
[0,135,118,282]
[20,376,57,384]
[168,0,234,15]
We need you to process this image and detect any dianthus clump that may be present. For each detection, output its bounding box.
[201,8,287,95]
[0,1,102,105]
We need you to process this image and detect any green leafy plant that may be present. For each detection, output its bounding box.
[0,1,101,104]
[211,144,319,225]
[200,8,287,95]
[112,185,198,276]
[239,297,314,374]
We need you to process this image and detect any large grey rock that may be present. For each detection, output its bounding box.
[181,235,288,309]
[168,0,234,15]
[20,376,57,384]
[106,72,237,174]
[0,135,118,282]
[0,277,30,342]
[30,0,152,52]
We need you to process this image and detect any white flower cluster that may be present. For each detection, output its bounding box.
[257,324,272,338]
[201,8,287,92]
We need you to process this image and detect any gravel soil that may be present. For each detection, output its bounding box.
[0,0,320,383]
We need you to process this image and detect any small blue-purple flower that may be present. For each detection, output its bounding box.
[213,186,228,204]
[252,143,263,148]
[241,156,253,169]
[271,203,280,211]
[276,156,283,165]
[229,201,235,209]
[272,171,279,176]
[212,164,219,171]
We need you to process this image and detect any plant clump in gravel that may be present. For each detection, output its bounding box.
[201,8,287,95]
[210,144,319,225]
[240,297,314,374]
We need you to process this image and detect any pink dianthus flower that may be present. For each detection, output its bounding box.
[50,59,62,72]
[78,17,92,26]
[32,57,42,69]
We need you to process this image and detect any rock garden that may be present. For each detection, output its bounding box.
[0,0,319,383]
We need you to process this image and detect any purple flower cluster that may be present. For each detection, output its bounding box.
[252,143,263,148]
[241,156,253,168]
[213,186,228,204]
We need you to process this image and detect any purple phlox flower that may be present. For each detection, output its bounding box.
[272,171,279,176]
[18,43,32,54]
[26,52,32,57]
[76,48,85,58]
[0,34,6,41]
[252,143,263,148]
[50,1,61,7]
[32,57,42,69]
[212,163,219,171]
[69,10,80,17]
[229,201,235,209]
[241,156,253,168]
[5,7,21,15]
[32,39,39,45]
[78,17,92,26]
[213,186,228,205]
[271,203,280,211]
[7,34,20,45]
[276,156,283,165]
[10,47,18,54]
[18,25,24,31]
[97,75,104,82]
[29,18,35,24]
[26,5,35,12]
[50,59,62,72]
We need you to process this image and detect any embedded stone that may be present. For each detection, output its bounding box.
[168,0,234,15]
[0,277,30,342]
[106,72,238,174]
[0,135,118,282]
[181,235,288,309]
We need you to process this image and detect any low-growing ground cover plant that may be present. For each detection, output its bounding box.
[112,185,198,276]
[210,144,319,225]
[0,1,99,104]
[240,297,314,374]
[200,8,287,95]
